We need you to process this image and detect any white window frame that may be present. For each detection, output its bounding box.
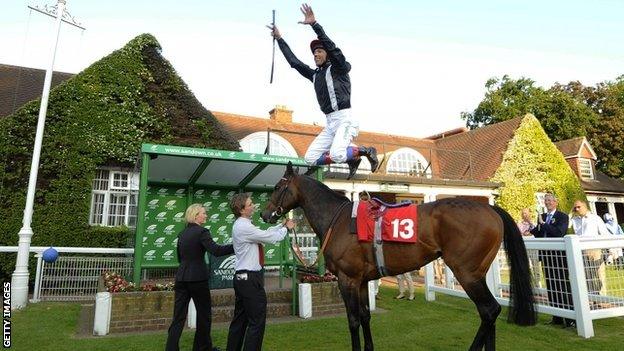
[578,158,594,180]
[90,168,139,227]
[239,131,298,157]
[386,147,431,178]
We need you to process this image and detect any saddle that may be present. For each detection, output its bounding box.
[353,198,418,243]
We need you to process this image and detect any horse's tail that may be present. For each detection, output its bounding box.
[491,205,537,326]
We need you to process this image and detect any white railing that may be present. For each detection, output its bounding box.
[423,235,624,338]
[0,246,133,302]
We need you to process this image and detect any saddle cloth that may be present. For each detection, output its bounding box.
[355,199,418,243]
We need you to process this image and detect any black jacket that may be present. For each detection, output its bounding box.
[530,210,569,238]
[175,223,234,282]
[277,22,351,115]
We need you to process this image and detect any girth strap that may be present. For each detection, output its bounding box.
[373,205,389,277]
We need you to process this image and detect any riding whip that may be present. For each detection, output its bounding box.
[270,9,276,84]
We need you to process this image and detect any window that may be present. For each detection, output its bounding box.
[578,158,593,180]
[239,132,298,157]
[386,148,431,178]
[90,168,139,227]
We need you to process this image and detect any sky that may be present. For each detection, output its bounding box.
[1,0,623,138]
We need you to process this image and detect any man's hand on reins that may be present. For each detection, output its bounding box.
[283,218,295,230]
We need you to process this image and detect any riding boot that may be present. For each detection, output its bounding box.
[358,146,379,173]
[346,158,361,180]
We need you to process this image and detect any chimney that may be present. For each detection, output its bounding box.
[269,105,293,123]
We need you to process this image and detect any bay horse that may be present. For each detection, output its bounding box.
[261,163,536,351]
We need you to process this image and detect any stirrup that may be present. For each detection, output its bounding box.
[304,166,320,176]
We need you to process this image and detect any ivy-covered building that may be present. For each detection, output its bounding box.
[0,34,240,281]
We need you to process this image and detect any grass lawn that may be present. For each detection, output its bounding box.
[11,286,624,351]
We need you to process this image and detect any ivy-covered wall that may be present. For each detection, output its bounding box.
[0,34,240,282]
[491,114,586,220]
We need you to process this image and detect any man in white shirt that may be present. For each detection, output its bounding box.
[226,193,294,351]
[570,200,610,295]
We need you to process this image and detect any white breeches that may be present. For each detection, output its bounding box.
[304,109,359,164]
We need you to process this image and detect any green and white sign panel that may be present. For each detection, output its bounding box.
[139,185,279,289]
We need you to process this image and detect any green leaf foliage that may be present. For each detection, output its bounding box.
[0,34,240,282]
[491,115,586,220]
[462,75,624,178]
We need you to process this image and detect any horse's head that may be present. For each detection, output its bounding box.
[261,161,301,223]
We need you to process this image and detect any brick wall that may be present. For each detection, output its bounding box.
[109,291,175,333]
[309,281,345,316]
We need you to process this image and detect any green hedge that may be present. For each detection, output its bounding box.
[491,114,586,220]
[0,34,239,283]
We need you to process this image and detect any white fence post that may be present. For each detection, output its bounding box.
[31,254,44,303]
[424,262,435,301]
[299,283,312,318]
[93,292,112,336]
[565,235,594,338]
[187,299,197,329]
[368,280,376,311]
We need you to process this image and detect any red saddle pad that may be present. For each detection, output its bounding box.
[356,201,418,243]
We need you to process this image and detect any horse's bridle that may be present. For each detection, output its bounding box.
[270,177,292,221]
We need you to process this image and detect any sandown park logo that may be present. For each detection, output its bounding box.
[218,256,237,270]
[173,212,185,222]
[157,188,169,195]
[175,188,185,197]
[259,193,269,200]
[210,190,221,199]
[156,212,168,222]
[265,248,276,259]
[209,213,220,223]
[146,224,158,235]
[163,225,176,235]
[217,225,228,235]
[162,250,175,261]
[218,201,229,211]
[154,237,166,247]
[195,189,205,198]
[148,199,159,209]
[165,200,177,210]
[144,250,156,261]
[150,145,158,151]
[171,238,178,247]
[226,191,236,199]
[225,214,235,224]
[203,201,213,211]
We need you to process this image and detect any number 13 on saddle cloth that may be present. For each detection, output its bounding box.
[355,199,418,243]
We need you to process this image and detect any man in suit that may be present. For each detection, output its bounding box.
[166,203,235,351]
[530,193,573,327]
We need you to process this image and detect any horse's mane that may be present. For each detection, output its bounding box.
[299,174,350,203]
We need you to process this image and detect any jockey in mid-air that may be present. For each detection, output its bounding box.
[267,3,379,179]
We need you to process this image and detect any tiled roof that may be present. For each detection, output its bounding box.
[554,137,585,158]
[581,171,624,194]
[0,64,75,118]
[433,117,524,181]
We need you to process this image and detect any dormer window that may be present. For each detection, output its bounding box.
[578,158,594,180]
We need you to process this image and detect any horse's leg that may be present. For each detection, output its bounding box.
[461,278,501,351]
[358,283,374,351]
[337,277,363,351]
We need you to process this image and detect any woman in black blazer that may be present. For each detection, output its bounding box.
[166,203,234,351]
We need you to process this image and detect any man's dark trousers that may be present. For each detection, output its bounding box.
[226,270,267,351]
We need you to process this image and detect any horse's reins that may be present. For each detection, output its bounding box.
[271,177,350,268]
[290,200,350,269]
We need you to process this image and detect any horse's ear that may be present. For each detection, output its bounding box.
[285,161,294,176]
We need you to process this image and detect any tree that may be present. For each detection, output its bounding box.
[462,75,624,178]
